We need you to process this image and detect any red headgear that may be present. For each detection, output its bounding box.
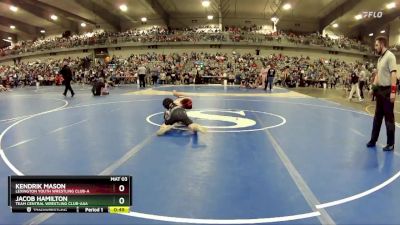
[181,98,192,109]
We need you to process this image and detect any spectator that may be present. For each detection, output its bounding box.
[0,84,8,92]
[348,69,363,102]
[359,66,366,99]
[265,64,276,92]
[137,64,147,88]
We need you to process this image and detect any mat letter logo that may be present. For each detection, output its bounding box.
[187,110,256,129]
[147,109,285,133]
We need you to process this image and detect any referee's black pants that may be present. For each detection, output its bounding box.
[370,86,395,145]
[63,81,75,96]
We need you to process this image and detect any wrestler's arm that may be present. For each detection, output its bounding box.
[172,90,188,98]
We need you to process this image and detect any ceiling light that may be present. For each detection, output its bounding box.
[10,25,15,29]
[51,15,58,20]
[380,30,385,33]
[141,17,147,22]
[354,14,362,20]
[282,3,291,10]
[207,15,213,20]
[119,4,128,11]
[271,17,279,23]
[8,37,12,40]
[332,23,338,28]
[369,33,373,37]
[40,30,45,33]
[9,5,18,12]
[202,0,211,7]
[81,22,86,27]
[386,2,396,9]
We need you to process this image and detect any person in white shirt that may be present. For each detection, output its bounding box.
[84,70,89,84]
[37,75,43,90]
[160,70,166,84]
[259,65,268,88]
[137,64,147,88]
[348,69,363,102]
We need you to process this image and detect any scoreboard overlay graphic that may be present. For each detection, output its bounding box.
[8,176,132,213]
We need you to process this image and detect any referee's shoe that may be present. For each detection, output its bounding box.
[383,144,394,151]
[366,141,376,148]
[366,141,394,151]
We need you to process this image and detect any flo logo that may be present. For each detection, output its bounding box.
[146,109,286,133]
[362,11,383,18]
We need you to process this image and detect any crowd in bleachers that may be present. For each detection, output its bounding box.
[230,29,370,52]
[390,44,400,52]
[0,25,373,58]
[1,50,376,93]
[259,53,373,89]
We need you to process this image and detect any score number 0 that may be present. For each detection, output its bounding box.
[113,177,128,205]
[118,184,125,205]
[118,178,127,205]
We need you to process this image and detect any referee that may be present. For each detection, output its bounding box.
[59,61,75,97]
[367,36,397,151]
